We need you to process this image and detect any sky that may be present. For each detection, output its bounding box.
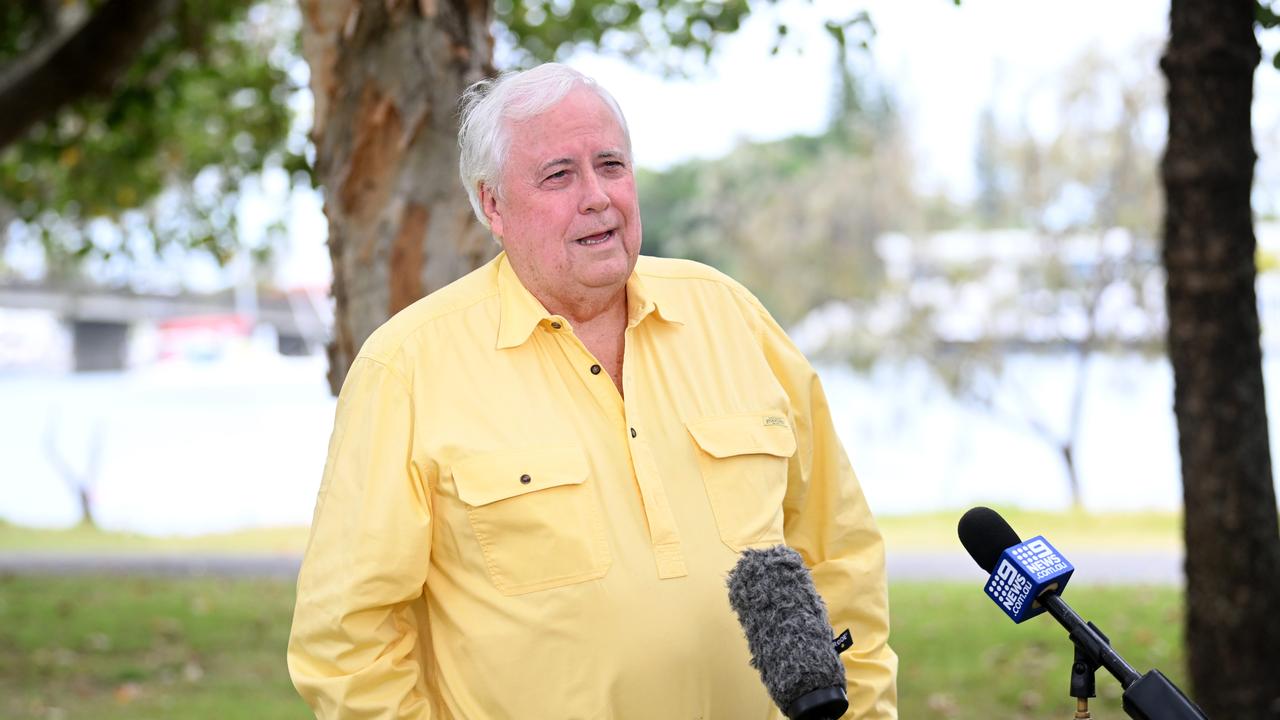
[571,0,1280,206]
[569,0,1175,194]
[280,0,1209,288]
[12,0,1277,290]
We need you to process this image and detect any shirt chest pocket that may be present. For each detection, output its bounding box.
[686,412,797,552]
[451,446,611,595]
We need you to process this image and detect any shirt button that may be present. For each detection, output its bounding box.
[630,427,637,438]
[519,474,532,484]
[550,321,562,329]
[590,364,601,375]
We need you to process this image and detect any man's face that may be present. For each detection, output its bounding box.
[481,87,641,314]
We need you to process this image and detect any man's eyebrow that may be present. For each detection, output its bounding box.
[537,157,573,174]
[536,150,627,175]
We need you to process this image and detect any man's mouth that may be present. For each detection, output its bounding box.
[575,229,614,246]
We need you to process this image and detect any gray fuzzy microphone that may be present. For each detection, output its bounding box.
[726,545,849,720]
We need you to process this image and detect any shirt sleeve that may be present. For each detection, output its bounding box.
[288,355,436,719]
[752,301,900,719]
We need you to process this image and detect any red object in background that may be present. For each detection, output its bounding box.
[156,314,253,361]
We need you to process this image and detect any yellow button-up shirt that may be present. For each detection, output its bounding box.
[288,252,897,719]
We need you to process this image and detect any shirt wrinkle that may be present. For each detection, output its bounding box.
[350,354,414,394]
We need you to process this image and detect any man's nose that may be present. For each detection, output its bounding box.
[578,171,611,214]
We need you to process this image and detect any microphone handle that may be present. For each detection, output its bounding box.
[1121,669,1210,720]
[1039,592,1209,719]
[785,686,848,720]
[1038,592,1141,687]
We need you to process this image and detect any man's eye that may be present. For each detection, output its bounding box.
[545,170,568,182]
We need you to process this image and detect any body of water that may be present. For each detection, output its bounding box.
[3,351,1279,534]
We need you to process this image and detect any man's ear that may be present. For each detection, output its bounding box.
[480,183,504,239]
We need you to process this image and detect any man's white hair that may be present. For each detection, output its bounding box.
[457,63,632,231]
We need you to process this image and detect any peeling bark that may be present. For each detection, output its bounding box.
[300,0,496,394]
[1161,1,1280,716]
[338,84,402,233]
[390,203,428,314]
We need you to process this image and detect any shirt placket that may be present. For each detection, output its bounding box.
[547,316,688,580]
[620,322,688,579]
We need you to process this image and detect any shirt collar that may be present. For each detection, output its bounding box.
[625,266,684,330]
[495,252,551,350]
[495,253,684,350]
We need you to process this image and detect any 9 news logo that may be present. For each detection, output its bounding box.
[1011,539,1070,580]
[982,535,1074,623]
[989,558,1033,614]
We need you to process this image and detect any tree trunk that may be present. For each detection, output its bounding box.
[76,487,95,528]
[300,0,497,394]
[1161,1,1280,716]
[1059,443,1080,511]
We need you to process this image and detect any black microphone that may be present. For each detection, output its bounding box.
[956,505,1020,574]
[726,545,849,720]
[957,506,1209,720]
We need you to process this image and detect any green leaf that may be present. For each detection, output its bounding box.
[1,0,301,272]
[1256,1,1280,28]
[824,21,847,50]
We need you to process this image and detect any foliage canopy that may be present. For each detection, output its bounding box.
[0,0,868,280]
[0,1,300,271]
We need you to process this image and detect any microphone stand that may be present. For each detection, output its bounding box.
[1037,593,1209,719]
[1070,635,1100,719]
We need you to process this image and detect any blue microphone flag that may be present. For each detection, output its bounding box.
[983,535,1074,623]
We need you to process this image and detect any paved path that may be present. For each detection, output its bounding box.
[0,550,1185,584]
[0,552,303,578]
[887,550,1183,585]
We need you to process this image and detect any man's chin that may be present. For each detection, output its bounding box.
[575,256,634,289]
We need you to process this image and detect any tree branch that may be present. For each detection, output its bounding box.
[0,0,177,150]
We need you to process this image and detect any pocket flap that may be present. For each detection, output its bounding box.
[452,447,588,507]
[686,412,798,459]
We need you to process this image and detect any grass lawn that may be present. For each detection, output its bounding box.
[1,507,1184,555]
[0,575,1187,720]
[0,522,311,555]
[893,582,1185,719]
[0,576,309,720]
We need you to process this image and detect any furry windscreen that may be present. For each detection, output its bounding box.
[725,545,846,712]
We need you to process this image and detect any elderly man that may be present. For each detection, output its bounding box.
[288,63,897,719]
